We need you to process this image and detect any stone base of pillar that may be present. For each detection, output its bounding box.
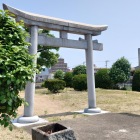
[84,107,101,113]
[17,115,39,123]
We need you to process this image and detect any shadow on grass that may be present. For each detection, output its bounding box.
[39,111,78,118]
[119,112,140,118]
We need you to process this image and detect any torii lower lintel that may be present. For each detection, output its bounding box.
[26,34,103,51]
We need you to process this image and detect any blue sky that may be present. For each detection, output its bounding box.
[0,0,140,69]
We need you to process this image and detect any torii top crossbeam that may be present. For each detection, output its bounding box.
[3,4,107,36]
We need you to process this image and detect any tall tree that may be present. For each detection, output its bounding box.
[109,57,131,85]
[37,30,59,68]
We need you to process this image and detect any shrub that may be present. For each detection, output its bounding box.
[72,74,87,91]
[0,10,36,129]
[54,69,64,80]
[73,65,86,76]
[44,79,66,93]
[95,69,113,89]
[132,69,140,92]
[64,72,73,87]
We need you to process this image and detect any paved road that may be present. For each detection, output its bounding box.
[59,113,140,140]
[25,113,140,140]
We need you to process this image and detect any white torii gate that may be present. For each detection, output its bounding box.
[3,4,108,123]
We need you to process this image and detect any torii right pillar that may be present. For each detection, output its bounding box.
[84,34,101,113]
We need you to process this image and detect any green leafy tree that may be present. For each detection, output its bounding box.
[95,69,113,89]
[132,69,140,92]
[73,65,86,76]
[37,30,59,68]
[54,69,64,80]
[0,10,36,129]
[109,57,131,85]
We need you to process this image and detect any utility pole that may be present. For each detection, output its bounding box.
[138,48,140,67]
[105,60,109,68]
[83,61,86,65]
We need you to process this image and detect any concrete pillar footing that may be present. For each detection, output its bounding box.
[17,115,39,123]
[84,108,101,113]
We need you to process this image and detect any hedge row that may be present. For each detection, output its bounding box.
[95,68,113,89]
[44,69,113,93]
[44,67,140,93]
[132,69,140,92]
[44,73,87,93]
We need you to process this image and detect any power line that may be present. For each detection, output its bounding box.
[94,57,138,63]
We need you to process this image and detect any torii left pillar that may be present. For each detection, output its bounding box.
[18,26,39,123]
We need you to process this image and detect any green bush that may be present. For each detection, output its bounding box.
[72,74,87,91]
[54,69,64,80]
[132,69,140,92]
[44,79,66,93]
[0,10,36,129]
[95,69,113,89]
[73,65,86,76]
[64,72,73,87]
